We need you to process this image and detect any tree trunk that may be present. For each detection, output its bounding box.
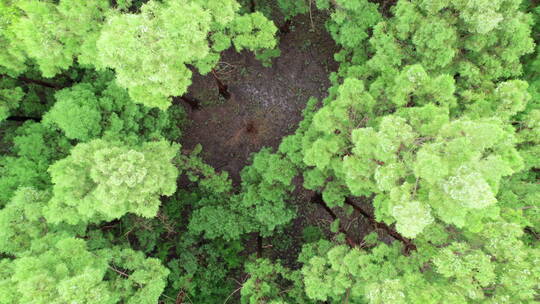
[279,20,292,35]
[174,95,201,110]
[312,193,357,248]
[211,70,231,100]
[6,116,41,122]
[17,76,63,89]
[257,234,263,258]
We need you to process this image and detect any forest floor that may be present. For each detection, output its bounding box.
[181,14,336,184]
[179,12,374,269]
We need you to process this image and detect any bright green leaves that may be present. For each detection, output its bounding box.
[300,78,376,205]
[229,12,278,52]
[433,243,496,299]
[276,0,309,20]
[97,0,277,109]
[365,0,534,94]
[2,0,275,110]
[238,148,297,234]
[46,139,179,224]
[0,237,170,304]
[494,80,531,118]
[412,17,457,69]
[391,200,433,239]
[441,166,497,209]
[11,0,109,77]
[299,74,524,237]
[43,84,102,141]
[390,65,456,108]
[411,119,519,231]
[365,279,407,304]
[457,0,505,34]
[0,78,24,122]
[300,219,540,303]
[0,187,50,256]
[104,247,170,304]
[324,0,381,49]
[413,148,448,183]
[0,237,113,304]
[0,0,26,75]
[0,122,72,206]
[301,241,414,303]
[97,0,209,109]
[189,148,297,240]
[241,258,303,304]
[42,73,184,143]
[429,222,540,303]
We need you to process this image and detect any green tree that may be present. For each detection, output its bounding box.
[0,236,169,304]
[0,77,24,122]
[43,71,185,143]
[97,0,277,109]
[9,0,110,77]
[188,148,297,240]
[46,139,179,224]
[0,0,26,75]
[0,122,72,206]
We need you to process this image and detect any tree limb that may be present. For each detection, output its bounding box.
[343,197,416,252]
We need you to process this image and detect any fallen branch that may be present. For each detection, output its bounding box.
[2,74,67,89]
[108,265,130,278]
[18,76,64,89]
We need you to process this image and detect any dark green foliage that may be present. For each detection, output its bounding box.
[188,147,297,240]
[0,122,72,206]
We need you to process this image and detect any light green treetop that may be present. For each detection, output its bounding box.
[97,0,277,109]
[10,0,110,77]
[46,139,179,224]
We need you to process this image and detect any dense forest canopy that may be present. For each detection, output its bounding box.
[0,0,539,303]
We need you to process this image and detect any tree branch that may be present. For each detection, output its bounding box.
[211,70,231,100]
[6,116,41,122]
[343,197,416,252]
[312,193,358,247]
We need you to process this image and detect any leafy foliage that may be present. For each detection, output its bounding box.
[8,0,109,77]
[0,122,72,206]
[0,236,169,304]
[43,70,184,143]
[97,0,277,109]
[46,139,179,224]
[188,147,297,240]
[0,0,539,302]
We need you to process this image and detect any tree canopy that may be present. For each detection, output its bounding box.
[0,0,539,303]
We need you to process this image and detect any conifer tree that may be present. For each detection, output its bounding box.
[9,0,110,77]
[42,71,184,143]
[97,0,278,109]
[46,139,179,224]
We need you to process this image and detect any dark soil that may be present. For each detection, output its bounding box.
[180,13,338,184]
